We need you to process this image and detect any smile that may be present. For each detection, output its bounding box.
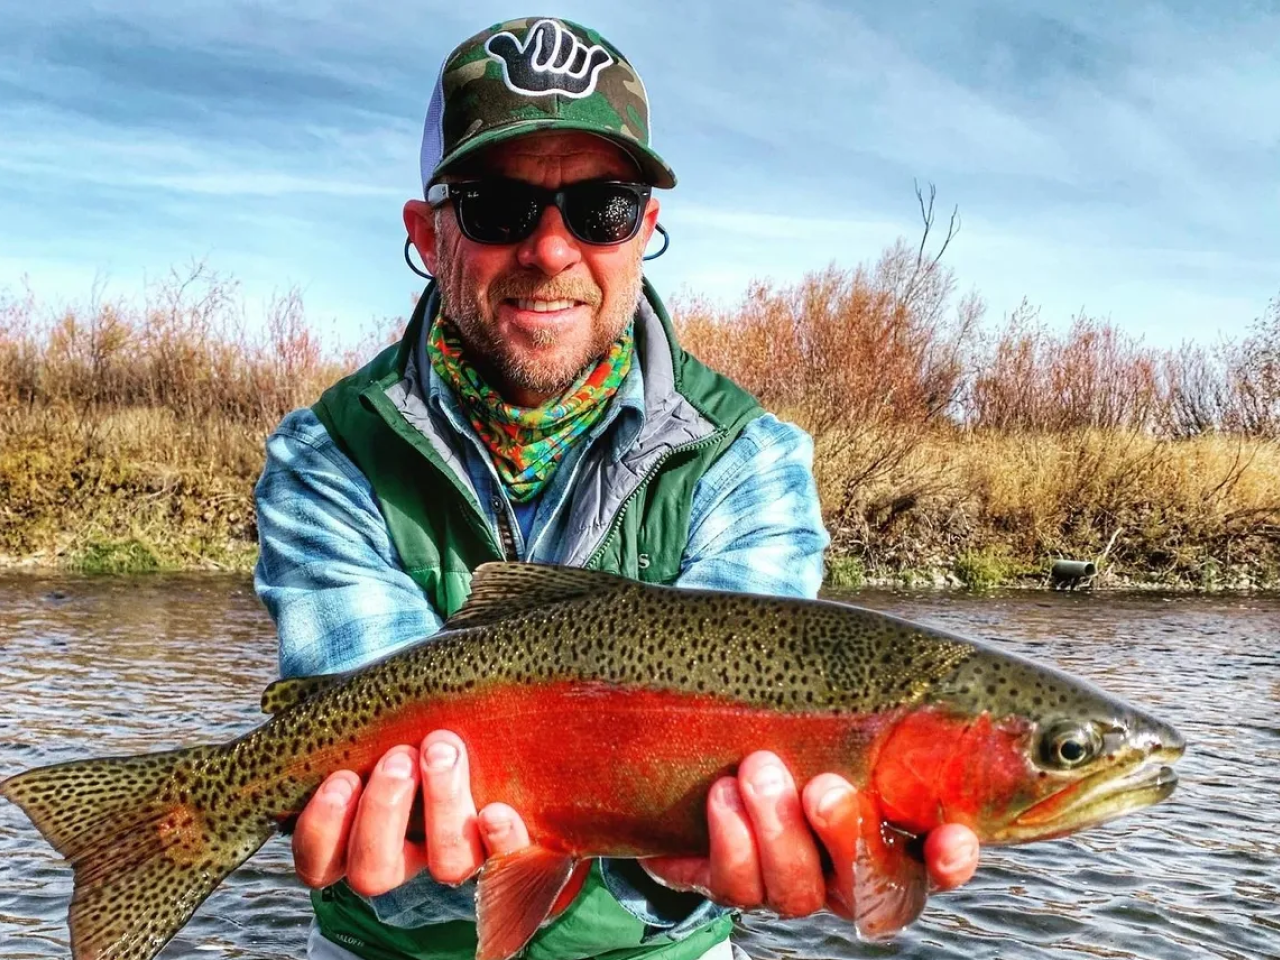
[511,298,583,313]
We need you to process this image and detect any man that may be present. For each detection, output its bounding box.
[254,17,980,960]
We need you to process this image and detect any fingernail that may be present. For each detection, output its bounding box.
[381,751,414,779]
[424,741,459,773]
[323,776,354,803]
[816,784,849,822]
[484,812,513,841]
[716,780,744,812]
[939,838,978,875]
[748,763,787,798]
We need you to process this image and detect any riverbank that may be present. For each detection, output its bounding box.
[0,407,259,574]
[2,405,1277,588]
[813,427,1280,591]
[3,258,1278,587]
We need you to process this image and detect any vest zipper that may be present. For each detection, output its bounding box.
[584,431,726,570]
[492,495,517,561]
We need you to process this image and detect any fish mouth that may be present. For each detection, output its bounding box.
[1010,744,1183,837]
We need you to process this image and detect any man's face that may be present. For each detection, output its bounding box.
[404,131,660,405]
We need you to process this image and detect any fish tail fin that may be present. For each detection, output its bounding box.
[1,745,275,960]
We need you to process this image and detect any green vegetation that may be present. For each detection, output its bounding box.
[953,549,1007,590]
[3,253,1279,588]
[66,538,167,575]
[826,556,866,589]
[951,548,1030,590]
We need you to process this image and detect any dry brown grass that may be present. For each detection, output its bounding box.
[0,406,260,570]
[2,252,1278,585]
[0,265,403,571]
[887,430,1280,587]
[674,245,1280,587]
[0,264,403,421]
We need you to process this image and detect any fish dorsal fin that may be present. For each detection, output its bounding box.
[446,562,634,630]
[475,845,577,960]
[260,673,346,714]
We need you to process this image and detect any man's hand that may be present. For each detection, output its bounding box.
[641,753,979,919]
[291,735,981,916]
[292,730,525,896]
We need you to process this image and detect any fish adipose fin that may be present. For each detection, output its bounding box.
[475,845,578,960]
[260,672,348,714]
[0,746,274,960]
[448,562,634,629]
[852,794,929,941]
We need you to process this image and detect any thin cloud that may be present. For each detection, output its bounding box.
[0,0,1276,345]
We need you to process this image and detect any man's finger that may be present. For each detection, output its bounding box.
[924,823,980,891]
[801,774,860,920]
[738,752,825,917]
[706,777,764,908]
[477,802,530,857]
[346,746,422,897]
[293,770,363,889]
[421,730,485,885]
[641,856,712,896]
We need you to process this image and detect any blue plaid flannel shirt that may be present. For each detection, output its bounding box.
[253,355,829,939]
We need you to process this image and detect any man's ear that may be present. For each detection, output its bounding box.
[639,196,660,253]
[403,199,439,276]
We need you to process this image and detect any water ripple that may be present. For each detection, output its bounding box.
[1,577,1277,959]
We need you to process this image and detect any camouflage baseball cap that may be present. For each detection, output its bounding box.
[420,17,676,191]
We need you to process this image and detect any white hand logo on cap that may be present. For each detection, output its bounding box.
[486,19,614,99]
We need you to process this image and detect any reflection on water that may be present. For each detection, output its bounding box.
[0,577,1277,959]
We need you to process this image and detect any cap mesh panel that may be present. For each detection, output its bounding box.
[419,62,447,192]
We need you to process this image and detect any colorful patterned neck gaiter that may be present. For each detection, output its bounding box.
[427,314,633,503]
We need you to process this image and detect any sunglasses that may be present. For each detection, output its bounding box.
[426,178,652,246]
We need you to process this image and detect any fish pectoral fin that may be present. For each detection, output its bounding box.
[260,673,348,714]
[852,797,928,941]
[475,845,578,960]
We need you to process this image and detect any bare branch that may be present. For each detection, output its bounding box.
[914,179,936,270]
[898,181,962,313]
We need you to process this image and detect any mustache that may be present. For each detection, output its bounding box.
[487,273,603,308]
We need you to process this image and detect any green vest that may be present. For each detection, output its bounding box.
[313,866,733,960]
[308,281,761,960]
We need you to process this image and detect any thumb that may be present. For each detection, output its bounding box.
[640,856,712,897]
[924,824,979,891]
[486,33,520,64]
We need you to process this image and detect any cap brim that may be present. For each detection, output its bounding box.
[429,119,676,190]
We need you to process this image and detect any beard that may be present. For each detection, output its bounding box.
[434,237,645,399]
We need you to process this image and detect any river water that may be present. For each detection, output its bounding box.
[0,576,1276,960]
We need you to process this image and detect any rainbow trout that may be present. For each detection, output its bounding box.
[1,563,1184,960]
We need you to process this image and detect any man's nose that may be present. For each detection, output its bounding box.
[515,205,582,275]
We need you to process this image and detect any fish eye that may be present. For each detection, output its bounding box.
[1039,721,1104,770]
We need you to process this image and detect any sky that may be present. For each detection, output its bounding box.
[1,0,1277,346]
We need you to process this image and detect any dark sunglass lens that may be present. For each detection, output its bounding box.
[566,184,643,244]
[457,182,541,243]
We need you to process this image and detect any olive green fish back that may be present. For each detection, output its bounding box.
[369,564,980,715]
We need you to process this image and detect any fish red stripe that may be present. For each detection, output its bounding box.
[289,682,933,856]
